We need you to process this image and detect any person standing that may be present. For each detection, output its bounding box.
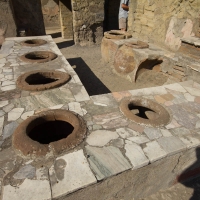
[119,0,129,31]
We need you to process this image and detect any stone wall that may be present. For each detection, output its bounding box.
[129,0,200,51]
[41,0,60,28]
[0,0,17,45]
[11,0,45,36]
[72,0,104,45]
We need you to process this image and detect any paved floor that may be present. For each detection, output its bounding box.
[46,29,200,200]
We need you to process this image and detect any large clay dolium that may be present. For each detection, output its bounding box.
[113,44,136,75]
[101,30,132,64]
[101,37,121,64]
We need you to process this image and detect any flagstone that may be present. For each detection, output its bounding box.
[86,146,131,180]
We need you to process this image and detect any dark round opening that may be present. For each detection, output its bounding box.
[25,40,38,44]
[25,73,58,85]
[120,98,170,127]
[25,53,49,60]
[16,70,71,91]
[21,39,47,46]
[19,51,57,63]
[128,103,158,120]
[110,32,123,35]
[28,120,74,144]
[12,109,87,157]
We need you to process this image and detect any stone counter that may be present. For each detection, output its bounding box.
[0,36,200,200]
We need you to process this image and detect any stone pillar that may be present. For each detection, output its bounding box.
[128,0,136,32]
[59,0,73,39]
[0,0,17,45]
[41,0,60,28]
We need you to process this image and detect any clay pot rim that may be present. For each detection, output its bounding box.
[19,51,58,63]
[124,41,149,49]
[16,70,71,91]
[120,97,170,127]
[105,31,125,36]
[12,109,87,157]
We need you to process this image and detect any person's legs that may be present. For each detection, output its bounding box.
[119,17,127,31]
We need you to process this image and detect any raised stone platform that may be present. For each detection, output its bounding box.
[101,36,200,84]
[0,36,200,200]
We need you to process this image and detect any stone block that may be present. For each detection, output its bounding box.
[86,130,119,147]
[50,150,96,198]
[144,127,162,140]
[157,136,186,156]
[3,179,51,200]
[86,146,131,180]
[125,142,149,169]
[143,141,167,162]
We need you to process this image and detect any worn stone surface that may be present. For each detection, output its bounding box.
[86,146,131,180]
[8,108,24,121]
[144,128,162,140]
[68,102,87,116]
[21,111,34,120]
[125,142,149,169]
[184,93,195,102]
[3,179,51,200]
[179,136,200,149]
[128,122,145,133]
[50,150,96,198]
[185,87,200,97]
[3,121,18,139]
[93,112,122,125]
[3,103,14,113]
[168,104,199,129]
[157,136,186,156]
[170,127,191,137]
[110,138,124,148]
[102,117,129,129]
[160,129,172,137]
[91,94,118,107]
[164,83,186,93]
[116,127,139,138]
[0,100,8,108]
[13,165,36,180]
[86,130,119,147]
[127,136,150,144]
[143,141,167,162]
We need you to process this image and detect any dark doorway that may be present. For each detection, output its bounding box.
[104,0,121,31]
